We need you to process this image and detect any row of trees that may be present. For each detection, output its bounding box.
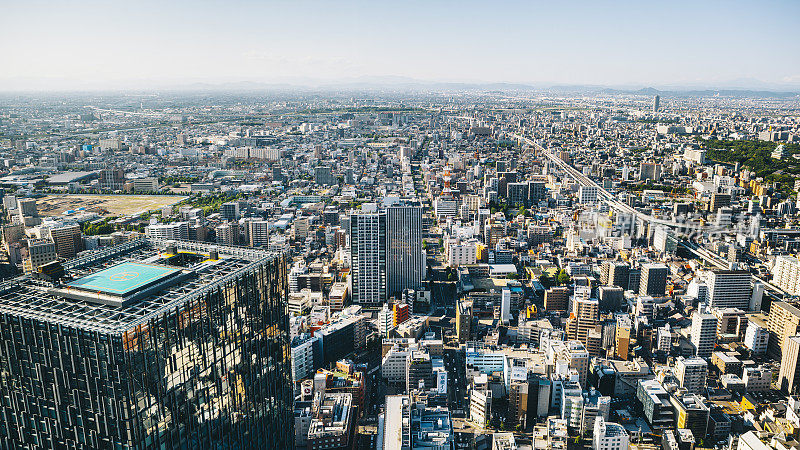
[81,217,115,236]
[539,269,571,288]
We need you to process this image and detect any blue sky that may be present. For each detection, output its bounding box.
[1,0,799,90]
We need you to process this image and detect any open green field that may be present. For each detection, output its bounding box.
[36,194,187,217]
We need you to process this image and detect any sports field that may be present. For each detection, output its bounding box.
[36,194,187,217]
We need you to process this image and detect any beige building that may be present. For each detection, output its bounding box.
[779,336,800,394]
[767,301,800,359]
[23,239,57,273]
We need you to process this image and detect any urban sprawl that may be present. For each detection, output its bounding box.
[1,90,800,450]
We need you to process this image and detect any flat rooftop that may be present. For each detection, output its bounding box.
[0,238,278,334]
[66,262,182,297]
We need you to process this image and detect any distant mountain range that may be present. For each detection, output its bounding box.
[2,75,799,97]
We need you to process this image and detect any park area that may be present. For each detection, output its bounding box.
[36,194,187,217]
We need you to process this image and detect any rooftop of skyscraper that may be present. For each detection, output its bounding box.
[0,238,279,333]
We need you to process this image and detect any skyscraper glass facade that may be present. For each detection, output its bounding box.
[0,239,292,449]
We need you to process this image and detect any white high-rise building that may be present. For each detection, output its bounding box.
[144,221,189,241]
[445,238,478,267]
[378,304,394,337]
[744,319,769,355]
[690,311,717,358]
[687,279,708,303]
[290,334,319,383]
[593,417,629,450]
[675,356,708,394]
[656,324,672,353]
[501,288,511,324]
[706,270,753,310]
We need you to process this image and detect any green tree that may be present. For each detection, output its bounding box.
[557,269,571,286]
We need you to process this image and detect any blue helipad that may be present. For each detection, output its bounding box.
[67,262,182,296]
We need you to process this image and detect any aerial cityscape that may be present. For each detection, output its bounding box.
[1,1,800,450]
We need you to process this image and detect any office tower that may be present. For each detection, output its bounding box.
[497,171,517,198]
[378,304,394,337]
[706,270,753,310]
[246,220,270,247]
[774,255,800,295]
[23,238,57,273]
[639,263,668,297]
[712,307,747,341]
[291,334,322,383]
[220,201,240,222]
[598,286,624,312]
[528,179,547,204]
[0,239,292,448]
[779,336,800,393]
[670,393,709,441]
[544,287,569,311]
[506,182,529,207]
[600,261,629,289]
[349,210,387,306]
[386,205,424,297]
[99,168,126,191]
[17,197,39,218]
[272,165,284,182]
[636,380,675,432]
[652,226,677,254]
[652,95,660,112]
[42,222,83,259]
[627,268,641,292]
[751,282,764,312]
[566,298,599,349]
[709,193,731,213]
[639,163,662,182]
[615,315,632,361]
[501,288,512,323]
[767,301,800,359]
[456,300,473,343]
[406,350,434,391]
[577,186,598,205]
[314,166,336,186]
[691,311,717,358]
[687,279,709,303]
[675,356,708,394]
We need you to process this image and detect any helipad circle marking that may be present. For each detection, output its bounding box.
[109,272,140,282]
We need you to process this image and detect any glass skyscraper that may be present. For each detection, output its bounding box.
[0,238,292,449]
[386,205,425,297]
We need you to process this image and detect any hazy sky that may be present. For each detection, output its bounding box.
[2,0,799,90]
